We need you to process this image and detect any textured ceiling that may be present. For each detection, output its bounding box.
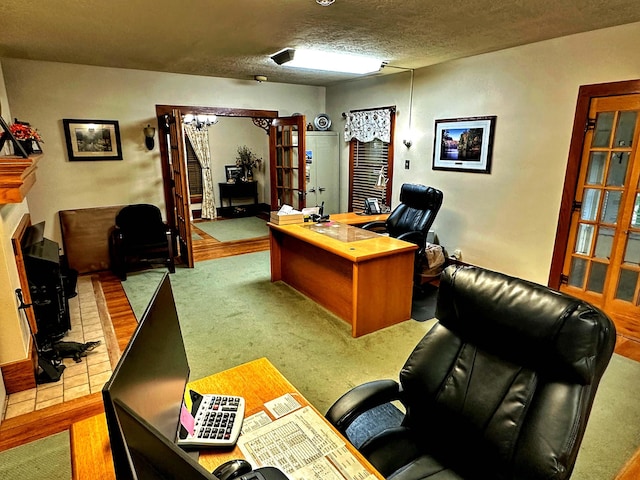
[1,0,639,86]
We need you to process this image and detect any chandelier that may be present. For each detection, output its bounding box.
[316,0,335,5]
[183,114,218,130]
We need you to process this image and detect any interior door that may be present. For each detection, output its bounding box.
[560,94,640,326]
[165,109,194,268]
[269,116,307,210]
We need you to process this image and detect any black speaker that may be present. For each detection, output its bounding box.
[271,48,295,65]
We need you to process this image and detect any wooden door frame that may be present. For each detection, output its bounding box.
[155,105,277,264]
[549,79,640,289]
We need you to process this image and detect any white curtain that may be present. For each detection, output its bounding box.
[344,108,393,143]
[184,124,216,219]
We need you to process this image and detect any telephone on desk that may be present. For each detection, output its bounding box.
[310,201,330,222]
[363,197,382,215]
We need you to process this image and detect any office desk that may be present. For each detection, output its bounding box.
[193,358,383,478]
[329,211,389,226]
[70,358,382,479]
[269,220,416,337]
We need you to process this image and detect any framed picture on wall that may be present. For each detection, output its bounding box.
[63,119,123,161]
[225,165,242,182]
[432,116,496,174]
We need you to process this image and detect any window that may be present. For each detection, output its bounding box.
[346,108,395,211]
[185,137,203,199]
[350,139,392,211]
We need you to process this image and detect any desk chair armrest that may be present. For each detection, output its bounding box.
[396,230,425,249]
[361,221,388,233]
[325,379,401,433]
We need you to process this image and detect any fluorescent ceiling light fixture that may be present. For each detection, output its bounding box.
[270,48,382,75]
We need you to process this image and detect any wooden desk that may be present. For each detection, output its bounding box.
[70,358,381,479]
[269,219,416,337]
[329,211,389,226]
[70,413,116,480]
[193,358,383,478]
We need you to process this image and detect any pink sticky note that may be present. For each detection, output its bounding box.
[180,404,195,436]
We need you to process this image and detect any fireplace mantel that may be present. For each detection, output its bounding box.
[0,154,41,204]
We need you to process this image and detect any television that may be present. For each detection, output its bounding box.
[102,273,210,480]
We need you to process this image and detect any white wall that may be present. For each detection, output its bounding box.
[327,21,640,284]
[1,60,325,246]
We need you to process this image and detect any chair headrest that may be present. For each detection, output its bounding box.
[399,184,443,210]
[435,265,616,383]
[116,204,164,231]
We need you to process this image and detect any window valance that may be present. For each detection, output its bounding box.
[344,107,394,143]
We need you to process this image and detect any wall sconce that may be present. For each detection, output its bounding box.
[144,124,155,150]
[403,69,414,148]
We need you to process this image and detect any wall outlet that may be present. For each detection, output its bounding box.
[405,159,410,169]
[453,249,462,260]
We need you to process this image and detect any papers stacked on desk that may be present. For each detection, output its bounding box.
[238,395,377,480]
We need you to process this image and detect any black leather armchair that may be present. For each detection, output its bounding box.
[363,184,443,284]
[109,204,175,280]
[326,265,616,480]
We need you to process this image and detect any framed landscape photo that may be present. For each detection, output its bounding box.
[432,116,496,174]
[63,119,123,161]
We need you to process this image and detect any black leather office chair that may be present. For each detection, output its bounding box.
[363,184,443,285]
[109,204,175,280]
[326,265,616,480]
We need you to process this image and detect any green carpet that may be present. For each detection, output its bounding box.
[0,431,70,480]
[121,252,640,480]
[195,217,268,242]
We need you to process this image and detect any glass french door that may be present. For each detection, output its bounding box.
[561,94,640,322]
[269,116,307,211]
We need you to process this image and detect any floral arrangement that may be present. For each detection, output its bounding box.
[4,122,43,142]
[235,145,262,171]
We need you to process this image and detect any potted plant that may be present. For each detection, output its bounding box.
[0,120,43,155]
[235,145,262,181]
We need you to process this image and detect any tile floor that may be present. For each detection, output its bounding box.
[2,276,113,420]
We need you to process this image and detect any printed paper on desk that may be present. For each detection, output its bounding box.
[278,205,294,215]
[238,406,376,480]
[264,393,301,419]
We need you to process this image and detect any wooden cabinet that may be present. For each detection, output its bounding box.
[305,132,339,214]
[0,155,41,204]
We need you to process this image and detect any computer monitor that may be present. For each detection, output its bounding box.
[113,398,215,480]
[102,273,211,480]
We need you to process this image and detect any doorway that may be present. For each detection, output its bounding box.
[155,105,278,267]
[550,79,640,339]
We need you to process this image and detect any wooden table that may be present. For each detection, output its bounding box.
[269,217,416,337]
[70,358,382,479]
[218,181,258,208]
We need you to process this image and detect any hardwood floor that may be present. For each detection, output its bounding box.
[1,229,640,478]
